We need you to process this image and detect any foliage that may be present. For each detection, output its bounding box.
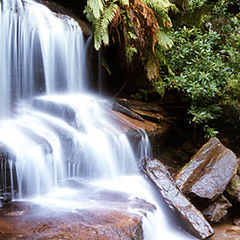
[84,0,177,83]
[131,88,148,101]
[187,0,207,11]
[164,2,240,138]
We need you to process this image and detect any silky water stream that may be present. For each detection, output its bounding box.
[0,0,194,239]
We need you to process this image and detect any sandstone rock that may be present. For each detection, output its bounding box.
[116,98,166,113]
[202,195,232,223]
[175,137,238,202]
[112,102,144,121]
[141,158,214,239]
[226,174,240,202]
[0,195,148,240]
[131,109,164,123]
[110,104,170,143]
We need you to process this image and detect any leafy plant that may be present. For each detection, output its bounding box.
[84,0,177,83]
[164,1,240,138]
[131,88,148,101]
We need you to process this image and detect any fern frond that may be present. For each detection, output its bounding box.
[146,57,160,82]
[119,0,129,6]
[143,0,176,13]
[101,2,119,46]
[157,30,173,49]
[89,0,105,19]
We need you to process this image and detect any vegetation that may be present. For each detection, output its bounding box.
[84,0,240,139]
[164,0,240,138]
[84,0,177,88]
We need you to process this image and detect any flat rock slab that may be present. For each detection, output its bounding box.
[0,202,142,240]
[0,189,151,240]
[109,105,170,140]
[175,137,238,202]
[141,158,214,239]
[0,179,158,240]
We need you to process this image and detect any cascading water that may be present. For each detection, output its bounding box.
[0,0,195,239]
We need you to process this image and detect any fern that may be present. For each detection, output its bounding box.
[84,0,119,50]
[84,0,175,83]
[119,0,129,6]
[102,2,119,45]
[89,0,104,18]
[157,30,173,49]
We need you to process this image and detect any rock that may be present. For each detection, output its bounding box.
[109,104,170,144]
[116,98,166,113]
[0,194,151,240]
[175,137,238,202]
[131,109,164,123]
[33,98,85,131]
[226,174,240,202]
[202,195,232,223]
[233,218,240,226]
[140,158,214,239]
[0,143,16,205]
[112,102,144,121]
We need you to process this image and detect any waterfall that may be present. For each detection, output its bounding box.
[0,0,86,118]
[0,0,194,239]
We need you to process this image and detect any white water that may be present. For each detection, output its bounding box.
[0,0,194,239]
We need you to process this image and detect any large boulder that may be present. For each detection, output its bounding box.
[175,137,238,202]
[202,195,232,223]
[141,158,214,239]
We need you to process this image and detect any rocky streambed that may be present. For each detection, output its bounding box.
[1,97,240,239]
[112,98,240,239]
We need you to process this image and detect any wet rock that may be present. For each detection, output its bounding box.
[110,105,170,143]
[115,99,165,123]
[112,102,144,121]
[0,144,17,205]
[33,98,85,131]
[175,137,238,202]
[0,197,146,240]
[226,174,240,202]
[17,126,53,155]
[141,158,214,239]
[202,195,232,223]
[116,98,166,113]
[131,109,164,123]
